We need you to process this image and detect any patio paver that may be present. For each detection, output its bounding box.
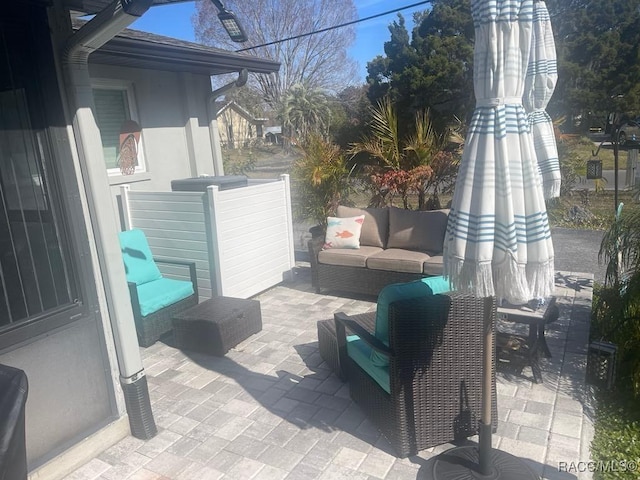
[62,268,595,480]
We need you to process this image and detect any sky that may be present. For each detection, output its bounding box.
[130,1,429,82]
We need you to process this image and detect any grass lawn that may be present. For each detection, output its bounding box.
[564,135,632,171]
[547,190,640,230]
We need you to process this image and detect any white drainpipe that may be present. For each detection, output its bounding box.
[62,0,157,439]
[208,68,248,175]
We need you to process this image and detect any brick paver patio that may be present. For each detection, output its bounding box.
[63,267,595,480]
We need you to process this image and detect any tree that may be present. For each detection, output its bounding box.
[595,205,640,396]
[545,0,640,129]
[366,0,474,132]
[350,97,450,209]
[328,85,373,149]
[279,83,332,141]
[193,0,358,108]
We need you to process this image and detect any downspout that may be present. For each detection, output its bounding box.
[62,0,157,439]
[208,68,248,175]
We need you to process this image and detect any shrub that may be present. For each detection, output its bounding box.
[291,133,351,227]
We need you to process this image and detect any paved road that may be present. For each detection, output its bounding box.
[551,227,606,284]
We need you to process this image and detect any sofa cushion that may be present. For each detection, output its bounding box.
[371,276,451,367]
[337,206,389,248]
[324,215,365,249]
[136,277,194,317]
[118,229,162,286]
[423,255,444,275]
[387,207,449,254]
[318,246,384,268]
[367,249,431,274]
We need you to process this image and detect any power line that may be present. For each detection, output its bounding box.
[235,1,430,53]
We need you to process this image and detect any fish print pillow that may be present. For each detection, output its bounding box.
[323,215,365,249]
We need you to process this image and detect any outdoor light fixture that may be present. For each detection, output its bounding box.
[587,341,617,390]
[210,0,248,42]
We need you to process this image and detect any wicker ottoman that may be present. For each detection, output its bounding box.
[317,312,376,378]
[172,296,262,356]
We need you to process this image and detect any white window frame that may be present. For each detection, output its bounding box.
[91,78,147,176]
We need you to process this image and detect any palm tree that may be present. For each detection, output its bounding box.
[349,97,447,209]
[279,84,332,142]
[596,202,640,395]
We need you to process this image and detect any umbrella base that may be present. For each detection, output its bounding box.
[431,445,540,479]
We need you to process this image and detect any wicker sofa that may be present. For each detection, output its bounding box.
[309,205,449,297]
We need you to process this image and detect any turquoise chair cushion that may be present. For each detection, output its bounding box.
[371,276,451,367]
[136,277,195,317]
[119,229,162,286]
[347,338,390,393]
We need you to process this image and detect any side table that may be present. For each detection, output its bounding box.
[172,296,262,356]
[496,297,559,383]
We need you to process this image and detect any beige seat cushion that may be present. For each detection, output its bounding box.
[366,249,431,274]
[423,255,444,275]
[337,205,389,248]
[318,246,383,268]
[387,207,449,254]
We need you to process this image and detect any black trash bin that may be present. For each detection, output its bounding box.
[170,175,248,192]
[0,364,28,480]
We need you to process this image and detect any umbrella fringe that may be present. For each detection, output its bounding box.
[494,256,531,304]
[542,177,561,199]
[444,256,496,299]
[526,259,556,299]
[445,254,554,304]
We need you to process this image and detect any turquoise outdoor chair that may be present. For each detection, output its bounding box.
[118,229,198,347]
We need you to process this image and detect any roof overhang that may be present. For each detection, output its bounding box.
[72,20,280,76]
[65,0,190,15]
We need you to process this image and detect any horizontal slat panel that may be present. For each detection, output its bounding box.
[129,209,205,223]
[128,191,204,203]
[136,227,207,243]
[129,218,207,233]
[127,199,205,214]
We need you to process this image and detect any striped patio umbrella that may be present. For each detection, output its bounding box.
[525,0,561,199]
[443,0,555,306]
[434,0,554,477]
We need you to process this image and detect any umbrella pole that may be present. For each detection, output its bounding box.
[429,296,540,479]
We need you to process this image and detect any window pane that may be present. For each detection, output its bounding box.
[93,88,130,170]
[0,21,77,327]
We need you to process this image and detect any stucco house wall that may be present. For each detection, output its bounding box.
[87,64,216,215]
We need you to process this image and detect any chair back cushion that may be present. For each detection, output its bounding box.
[371,276,451,366]
[118,229,162,286]
[337,205,389,248]
[135,277,194,317]
[387,207,449,254]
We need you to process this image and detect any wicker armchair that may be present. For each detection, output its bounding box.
[334,292,497,458]
[119,229,198,347]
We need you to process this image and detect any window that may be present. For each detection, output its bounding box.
[92,80,146,175]
[1,9,83,334]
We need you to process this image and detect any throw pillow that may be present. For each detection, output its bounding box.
[337,205,389,248]
[323,215,365,249]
